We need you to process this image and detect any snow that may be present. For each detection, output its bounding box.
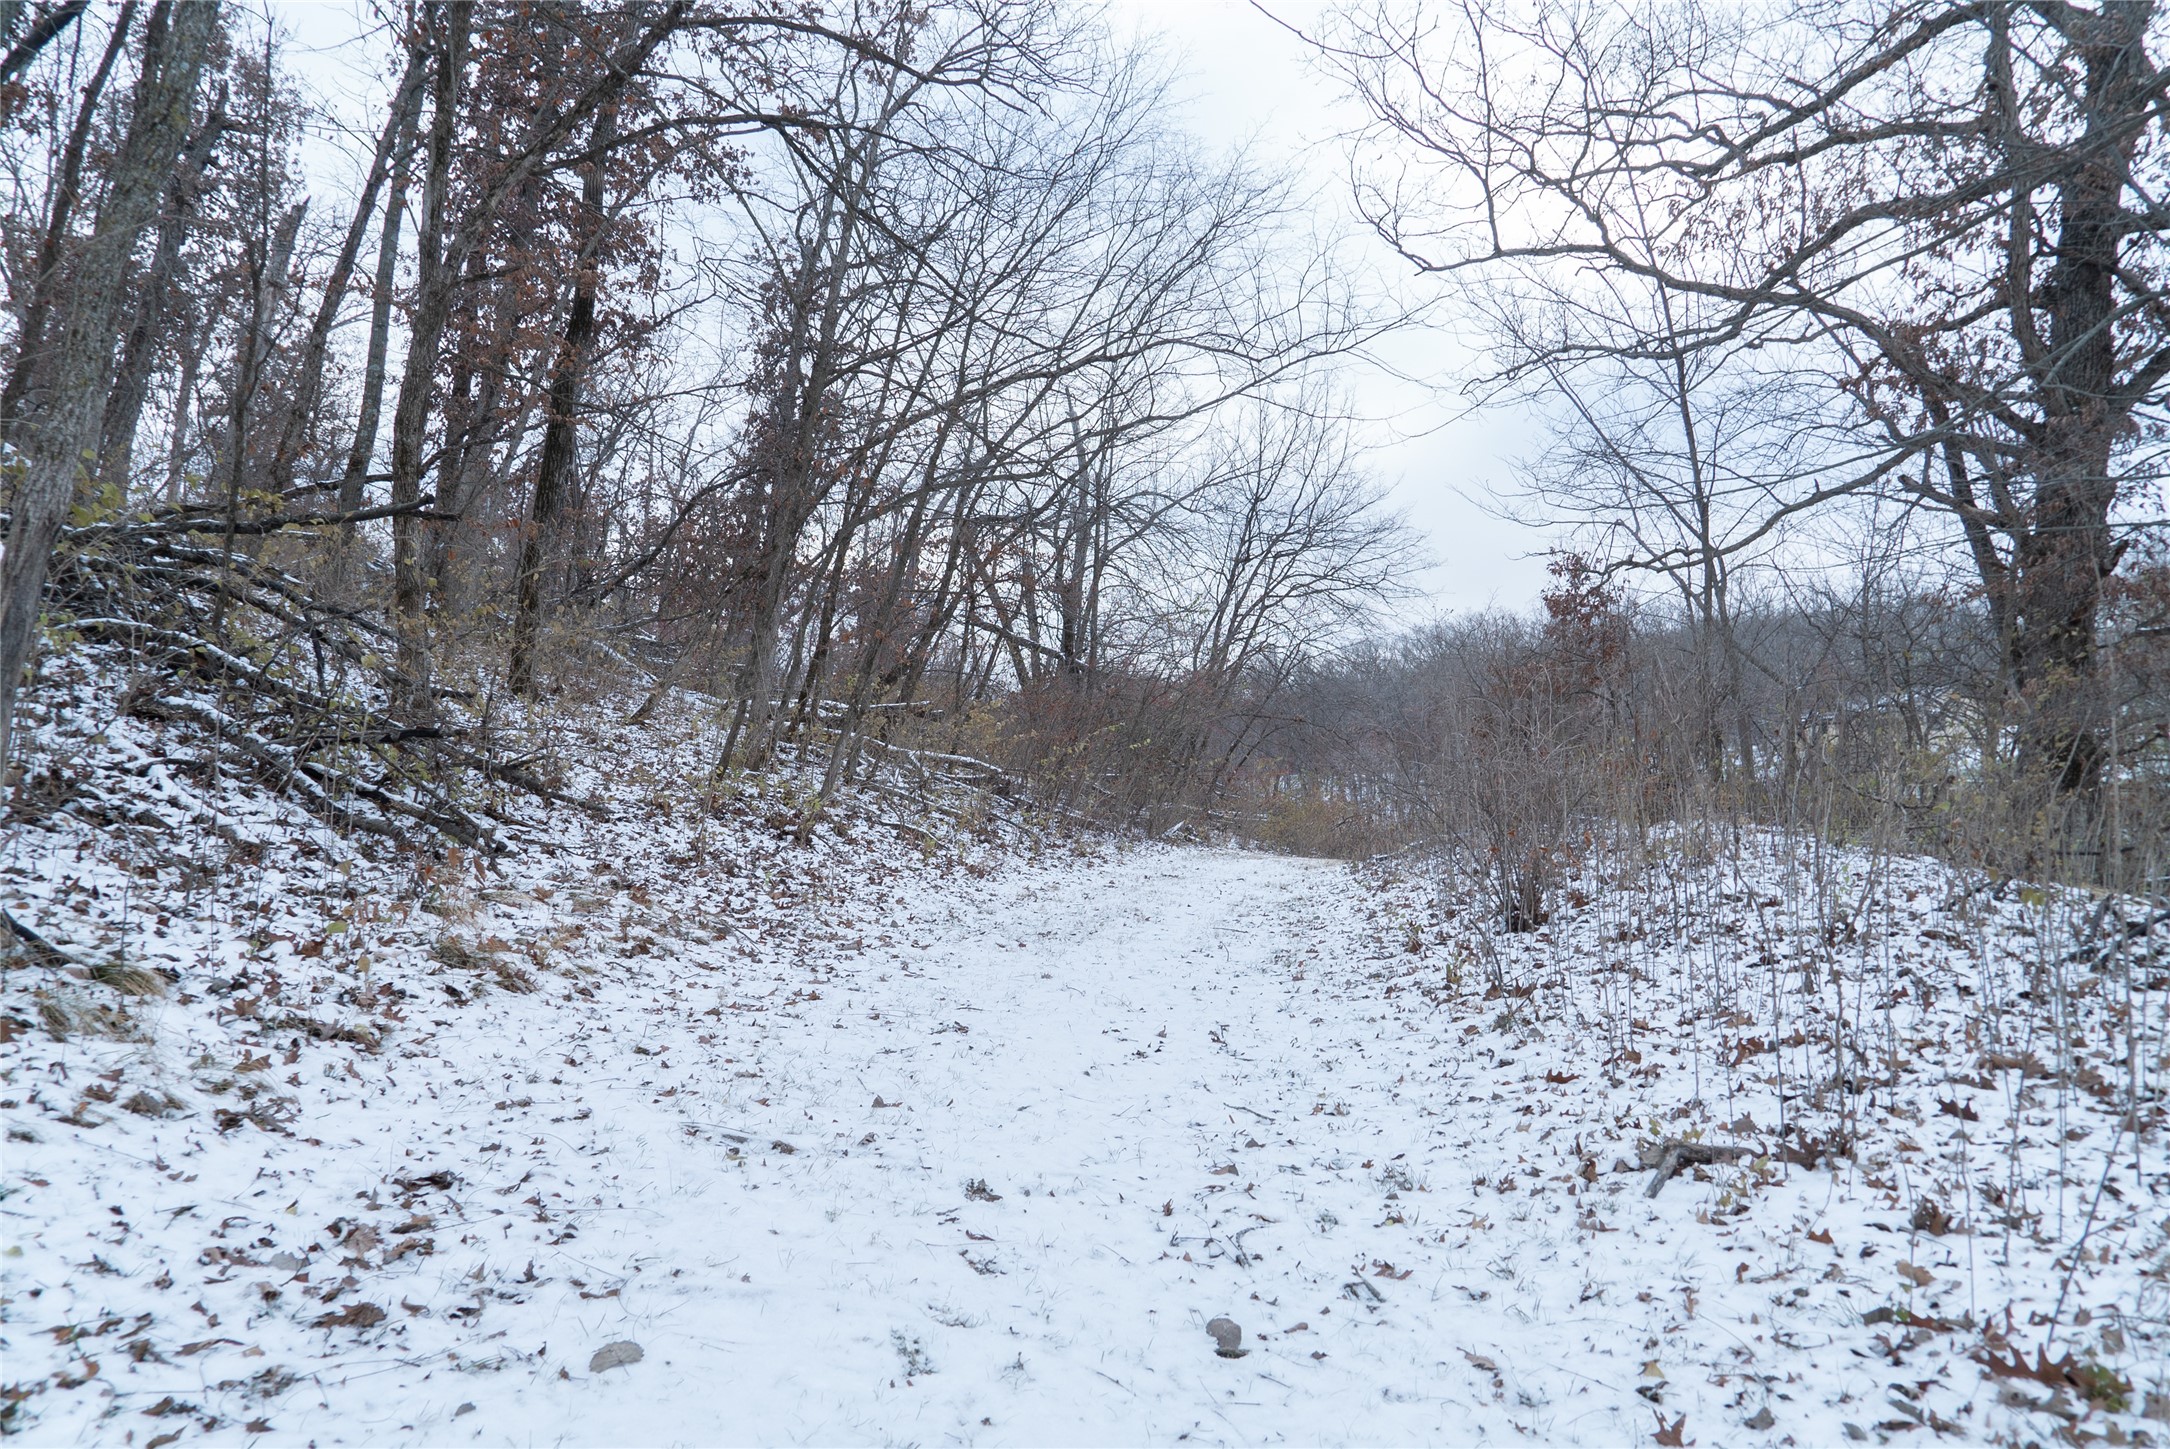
[3,665,2167,1446]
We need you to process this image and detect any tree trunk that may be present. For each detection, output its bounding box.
[0,0,215,771]
[271,48,426,496]
[97,90,226,489]
[0,0,136,447]
[386,0,469,709]
[509,104,616,697]
[2012,2,2153,796]
[0,0,86,84]
[337,78,423,526]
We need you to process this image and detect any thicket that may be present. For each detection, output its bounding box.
[1246,555,2170,907]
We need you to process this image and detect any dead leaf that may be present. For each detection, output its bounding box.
[1896,1261,1935,1288]
[311,1302,385,1330]
[589,1340,643,1373]
[1973,1343,2111,1399]
[1653,1410,1689,1446]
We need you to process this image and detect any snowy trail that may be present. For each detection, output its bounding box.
[279,844,1792,1447]
[14,839,2151,1446]
[528,844,1504,1448]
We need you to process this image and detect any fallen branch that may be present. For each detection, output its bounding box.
[1,906,84,968]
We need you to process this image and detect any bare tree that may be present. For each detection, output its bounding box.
[1314,0,2170,796]
[0,0,217,770]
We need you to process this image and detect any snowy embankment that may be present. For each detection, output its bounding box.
[3,695,2167,1445]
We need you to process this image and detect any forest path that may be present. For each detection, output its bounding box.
[13,844,1880,1447]
[544,843,1519,1447]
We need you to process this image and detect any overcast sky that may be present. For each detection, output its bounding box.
[1104,0,1556,618]
[276,0,1557,620]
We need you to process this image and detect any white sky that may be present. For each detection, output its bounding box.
[273,0,1558,619]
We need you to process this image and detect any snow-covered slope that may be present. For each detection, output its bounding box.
[2,669,2165,1445]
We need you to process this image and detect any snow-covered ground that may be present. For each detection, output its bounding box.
[3,675,2166,1446]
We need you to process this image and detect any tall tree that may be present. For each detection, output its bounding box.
[0,0,217,769]
[1319,0,2170,793]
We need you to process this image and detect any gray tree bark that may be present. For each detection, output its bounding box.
[0,0,217,771]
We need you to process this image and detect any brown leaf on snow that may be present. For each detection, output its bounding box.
[1973,1344,2130,1409]
[1653,1411,1689,1446]
[1910,1199,1954,1236]
[312,1302,386,1330]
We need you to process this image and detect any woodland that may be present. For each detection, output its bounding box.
[0,1,2167,1445]
[0,0,2163,873]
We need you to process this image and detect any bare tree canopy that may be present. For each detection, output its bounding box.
[1312,0,2170,793]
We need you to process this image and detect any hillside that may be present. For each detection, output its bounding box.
[3,659,2164,1446]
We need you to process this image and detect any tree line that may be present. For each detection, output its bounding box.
[1228,0,2168,909]
[0,0,1405,838]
